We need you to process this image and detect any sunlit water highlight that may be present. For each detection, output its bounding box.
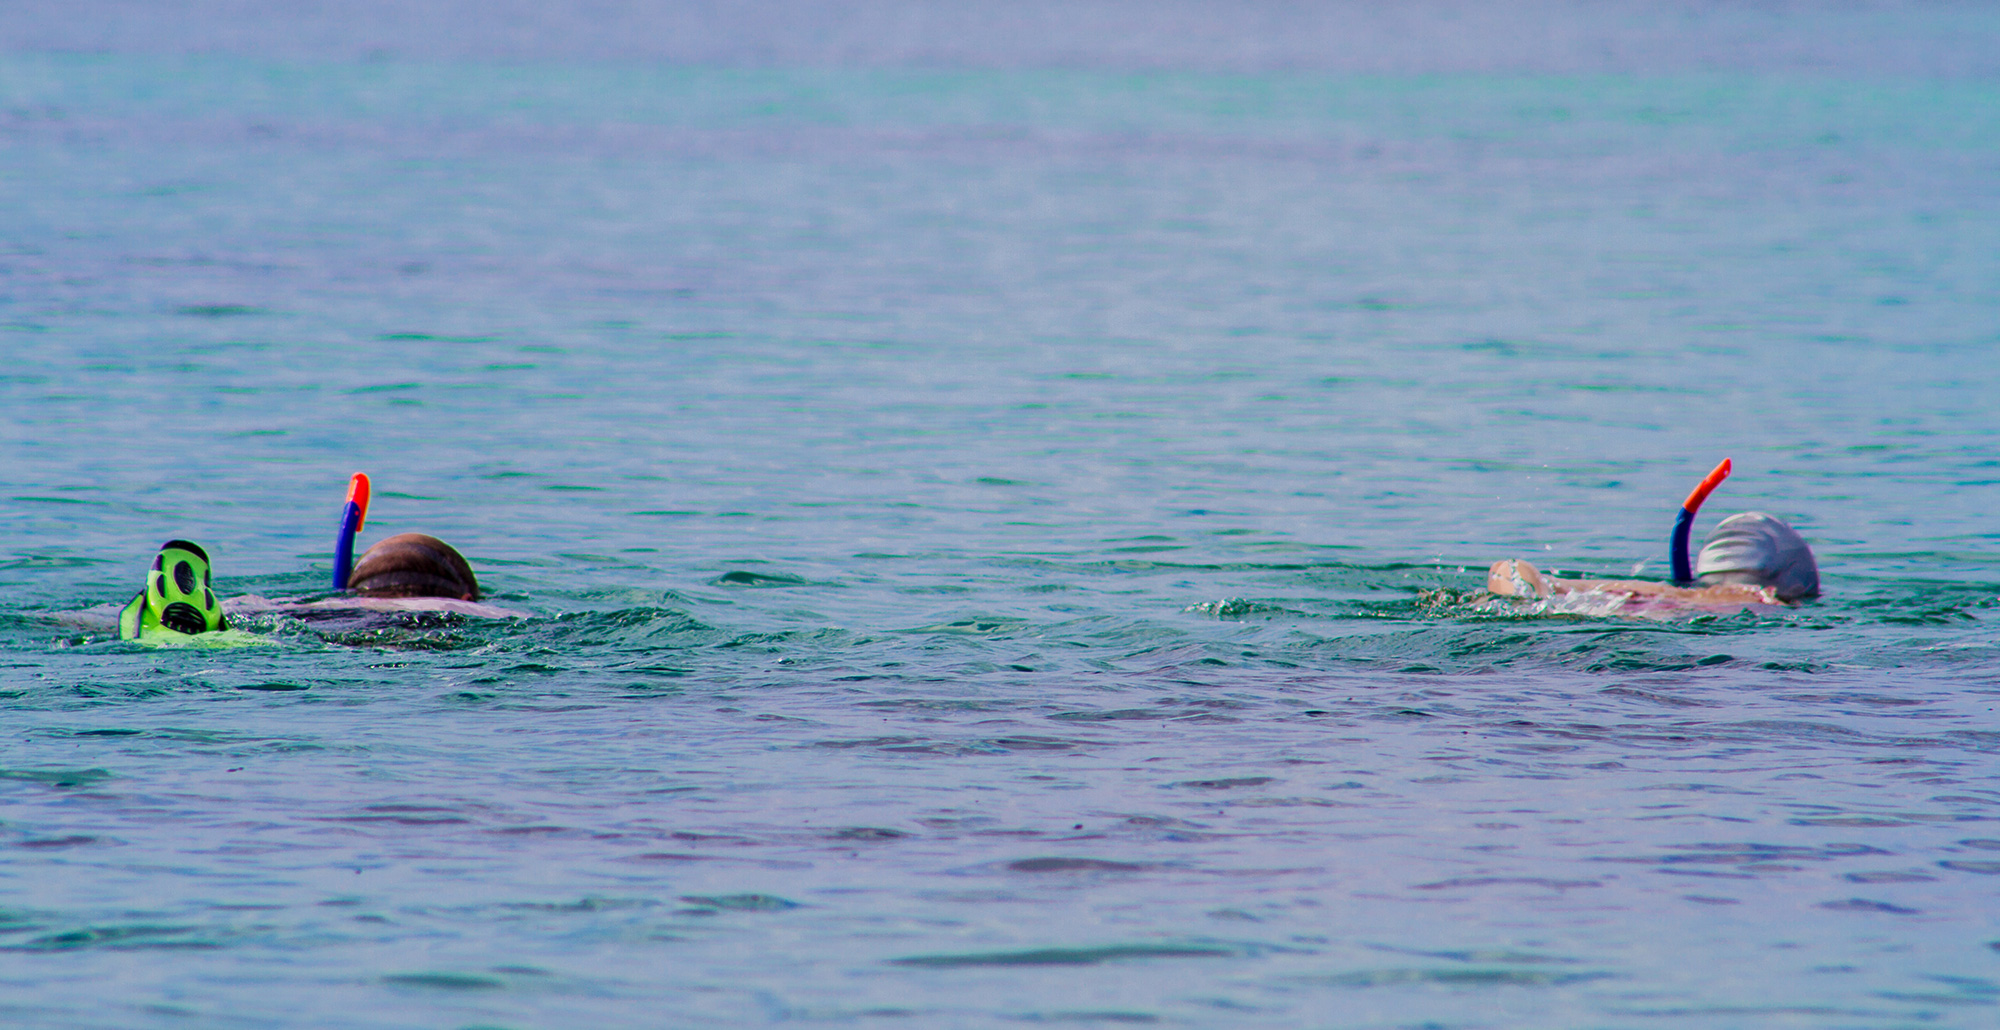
[3,3,2000,1027]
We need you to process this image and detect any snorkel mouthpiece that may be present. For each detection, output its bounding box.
[332,472,372,590]
[1670,458,1732,585]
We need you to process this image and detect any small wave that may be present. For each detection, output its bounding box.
[891,942,1234,967]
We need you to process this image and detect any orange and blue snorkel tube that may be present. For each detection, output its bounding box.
[331,472,371,590]
[1670,458,1731,585]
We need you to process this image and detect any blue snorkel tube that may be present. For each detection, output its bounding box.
[1670,458,1731,585]
[331,472,372,590]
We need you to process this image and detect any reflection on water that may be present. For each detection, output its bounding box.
[3,1,1999,1026]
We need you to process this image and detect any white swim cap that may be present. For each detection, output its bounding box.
[1694,512,1820,601]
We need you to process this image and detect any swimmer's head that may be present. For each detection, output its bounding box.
[1694,513,1819,602]
[121,539,227,639]
[349,533,479,601]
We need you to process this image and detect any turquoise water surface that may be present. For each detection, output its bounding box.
[4,3,2000,1027]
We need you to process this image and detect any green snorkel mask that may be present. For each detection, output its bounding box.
[118,540,227,639]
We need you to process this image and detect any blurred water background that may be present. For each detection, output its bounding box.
[3,2,1999,1026]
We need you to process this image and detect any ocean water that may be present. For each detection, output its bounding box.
[4,3,2000,1027]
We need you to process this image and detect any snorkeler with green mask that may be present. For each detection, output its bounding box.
[117,539,229,640]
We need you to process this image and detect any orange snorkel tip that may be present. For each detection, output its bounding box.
[346,472,372,531]
[1680,458,1731,515]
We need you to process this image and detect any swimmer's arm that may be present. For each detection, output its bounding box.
[1487,560,1777,603]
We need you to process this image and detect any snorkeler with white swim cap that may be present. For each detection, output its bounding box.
[328,473,480,601]
[236,470,507,619]
[1487,458,1821,608]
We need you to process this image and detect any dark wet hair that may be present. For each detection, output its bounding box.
[349,533,479,600]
